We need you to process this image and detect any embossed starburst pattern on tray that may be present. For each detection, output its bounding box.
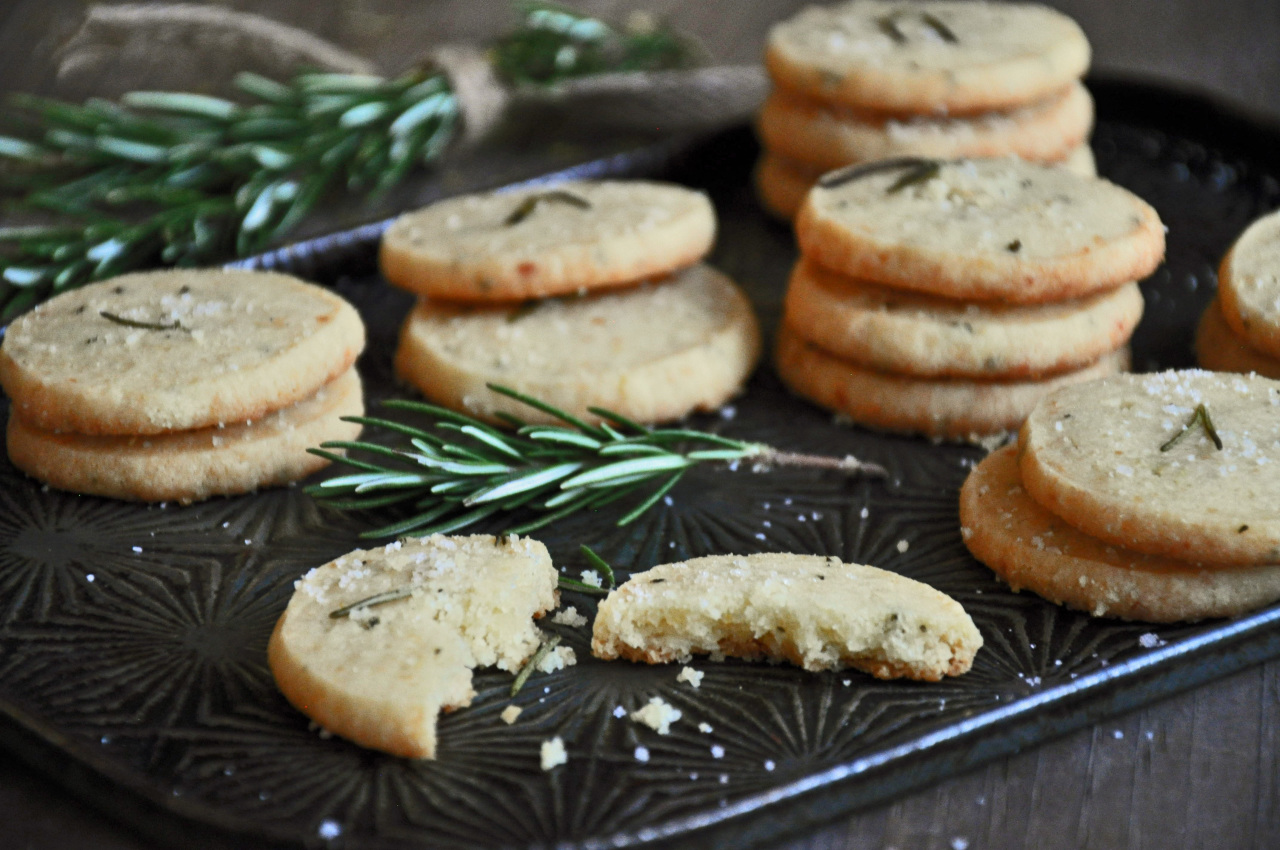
[3,80,1280,849]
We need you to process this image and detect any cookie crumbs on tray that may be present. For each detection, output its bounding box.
[630,696,682,734]
[551,606,588,628]
[500,705,523,724]
[540,737,568,770]
[676,666,704,688]
[535,645,577,673]
[580,570,603,588]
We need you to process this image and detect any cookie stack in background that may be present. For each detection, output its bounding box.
[381,180,761,426]
[0,269,366,502]
[1196,208,1280,378]
[754,0,1096,219]
[775,156,1165,440]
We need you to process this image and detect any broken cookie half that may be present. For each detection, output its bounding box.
[592,553,982,681]
[268,534,558,758]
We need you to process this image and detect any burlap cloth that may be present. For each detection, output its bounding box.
[52,3,767,143]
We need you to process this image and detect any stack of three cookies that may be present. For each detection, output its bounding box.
[381,181,760,426]
[755,0,1097,219]
[776,156,1166,440]
[0,270,366,503]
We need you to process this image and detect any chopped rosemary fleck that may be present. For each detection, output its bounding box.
[1159,403,1223,453]
[504,190,591,226]
[329,586,415,619]
[921,13,959,43]
[876,14,908,43]
[99,310,186,332]
[506,301,542,323]
[579,545,616,589]
[1006,239,1023,253]
[511,632,562,696]
[818,157,937,190]
[886,160,942,194]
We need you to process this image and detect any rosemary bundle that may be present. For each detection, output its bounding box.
[307,385,885,540]
[0,2,691,322]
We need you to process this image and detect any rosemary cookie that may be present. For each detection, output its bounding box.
[0,269,365,435]
[754,153,824,221]
[775,324,1127,440]
[394,264,760,425]
[755,145,1094,221]
[783,259,1142,378]
[591,552,982,681]
[795,157,1165,303]
[757,82,1093,172]
[268,534,558,759]
[1196,298,1280,379]
[961,446,1280,622]
[764,1,1090,115]
[1217,208,1280,359]
[1019,370,1280,566]
[7,369,363,503]
[380,180,715,301]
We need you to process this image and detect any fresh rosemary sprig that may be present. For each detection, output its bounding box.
[491,1,692,86]
[306,384,887,539]
[0,2,690,322]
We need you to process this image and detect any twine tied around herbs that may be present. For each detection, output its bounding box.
[0,3,768,323]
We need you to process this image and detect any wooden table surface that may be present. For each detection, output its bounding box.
[2,2,1279,849]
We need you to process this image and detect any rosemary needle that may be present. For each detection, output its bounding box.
[1160,403,1223,453]
[329,586,415,619]
[511,633,563,696]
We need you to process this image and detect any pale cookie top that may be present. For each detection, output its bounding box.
[1218,209,1280,359]
[0,270,364,435]
[1019,370,1280,566]
[268,534,557,758]
[765,1,1090,114]
[592,553,982,681]
[380,180,715,301]
[796,157,1165,303]
[282,534,558,673]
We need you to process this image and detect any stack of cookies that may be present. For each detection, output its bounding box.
[380,180,761,425]
[1196,208,1280,378]
[755,0,1096,219]
[0,269,366,503]
[961,370,1280,623]
[776,156,1165,440]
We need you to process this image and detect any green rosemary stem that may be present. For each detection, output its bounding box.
[0,2,692,322]
[305,384,887,540]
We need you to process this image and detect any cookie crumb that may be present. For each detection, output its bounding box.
[896,539,910,553]
[676,666,704,688]
[630,696,682,734]
[500,705,522,725]
[535,645,577,673]
[698,722,714,734]
[540,737,568,770]
[580,570,603,588]
[551,606,588,628]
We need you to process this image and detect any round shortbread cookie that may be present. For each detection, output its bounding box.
[775,324,1127,439]
[755,153,825,221]
[1217,209,1280,359]
[961,446,1280,622]
[796,156,1164,303]
[764,1,1090,115]
[269,534,558,758]
[395,264,760,425]
[380,180,715,301]
[754,145,1095,221]
[757,82,1093,172]
[1196,298,1280,379]
[783,258,1142,378]
[1019,370,1280,566]
[591,553,982,681]
[0,269,364,435]
[7,368,363,504]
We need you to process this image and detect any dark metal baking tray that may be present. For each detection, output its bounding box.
[2,78,1280,850]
